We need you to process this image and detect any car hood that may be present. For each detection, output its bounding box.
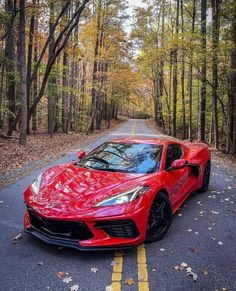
[27,163,149,212]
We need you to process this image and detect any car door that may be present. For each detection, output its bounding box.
[164,144,190,208]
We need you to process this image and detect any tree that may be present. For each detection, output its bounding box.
[19,0,27,145]
[211,0,220,149]
[198,0,207,142]
[7,0,90,137]
[187,0,196,141]
[5,0,16,128]
[172,0,179,137]
[231,2,236,154]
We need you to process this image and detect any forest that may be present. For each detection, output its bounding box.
[0,0,235,155]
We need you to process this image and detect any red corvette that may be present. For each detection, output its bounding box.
[24,138,211,250]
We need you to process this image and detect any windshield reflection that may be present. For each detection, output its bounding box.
[76,142,163,174]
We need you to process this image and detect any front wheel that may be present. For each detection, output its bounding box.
[198,161,211,193]
[146,192,172,242]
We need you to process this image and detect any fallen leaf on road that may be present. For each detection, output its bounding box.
[138,276,145,282]
[152,268,156,272]
[70,285,79,291]
[57,272,66,279]
[125,278,134,286]
[211,210,219,214]
[218,241,223,245]
[0,200,3,203]
[90,267,98,273]
[63,277,73,284]
[12,232,23,243]
[191,248,199,253]
[202,269,208,276]
[199,210,206,215]
[174,262,188,271]
[160,248,165,252]
[195,231,199,235]
[186,271,198,282]
[187,229,192,232]
[37,261,44,266]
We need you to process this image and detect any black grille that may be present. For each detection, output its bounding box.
[94,220,139,238]
[28,208,93,240]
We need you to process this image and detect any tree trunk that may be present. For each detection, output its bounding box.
[198,0,207,142]
[62,49,69,133]
[32,9,38,133]
[158,0,165,127]
[47,1,56,135]
[19,0,27,145]
[0,64,5,128]
[231,3,236,155]
[168,51,172,134]
[211,0,220,149]
[180,0,186,139]
[5,0,16,129]
[188,0,196,141]
[87,0,102,134]
[172,0,179,137]
[26,0,36,134]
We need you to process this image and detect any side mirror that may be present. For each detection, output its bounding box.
[77,150,86,159]
[167,159,188,171]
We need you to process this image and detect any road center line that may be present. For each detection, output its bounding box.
[130,120,137,137]
[137,244,149,291]
[110,251,124,291]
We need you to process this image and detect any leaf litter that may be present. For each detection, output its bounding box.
[12,232,23,244]
[70,285,79,291]
[174,262,198,282]
[125,278,134,286]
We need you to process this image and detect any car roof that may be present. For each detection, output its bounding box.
[109,137,179,145]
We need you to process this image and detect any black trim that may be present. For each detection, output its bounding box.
[94,219,139,238]
[186,163,200,177]
[25,227,133,251]
[28,208,94,240]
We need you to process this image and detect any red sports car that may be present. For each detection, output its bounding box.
[24,138,211,250]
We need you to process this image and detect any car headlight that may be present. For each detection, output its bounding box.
[31,173,43,195]
[95,185,150,207]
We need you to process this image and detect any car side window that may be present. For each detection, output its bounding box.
[165,144,182,169]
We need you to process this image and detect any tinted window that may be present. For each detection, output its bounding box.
[165,144,182,169]
[77,142,163,174]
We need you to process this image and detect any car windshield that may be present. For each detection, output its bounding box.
[76,142,163,174]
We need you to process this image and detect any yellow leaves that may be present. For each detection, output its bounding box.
[125,278,134,286]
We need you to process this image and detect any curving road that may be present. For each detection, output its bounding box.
[0,119,235,291]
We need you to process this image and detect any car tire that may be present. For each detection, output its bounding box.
[198,161,211,193]
[146,192,172,242]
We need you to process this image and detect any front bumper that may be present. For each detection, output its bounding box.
[24,203,149,250]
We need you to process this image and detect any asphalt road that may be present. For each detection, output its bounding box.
[0,119,236,291]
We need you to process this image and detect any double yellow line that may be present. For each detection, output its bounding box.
[110,120,150,291]
[130,119,137,138]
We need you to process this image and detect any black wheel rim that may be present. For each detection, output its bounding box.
[147,197,170,237]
